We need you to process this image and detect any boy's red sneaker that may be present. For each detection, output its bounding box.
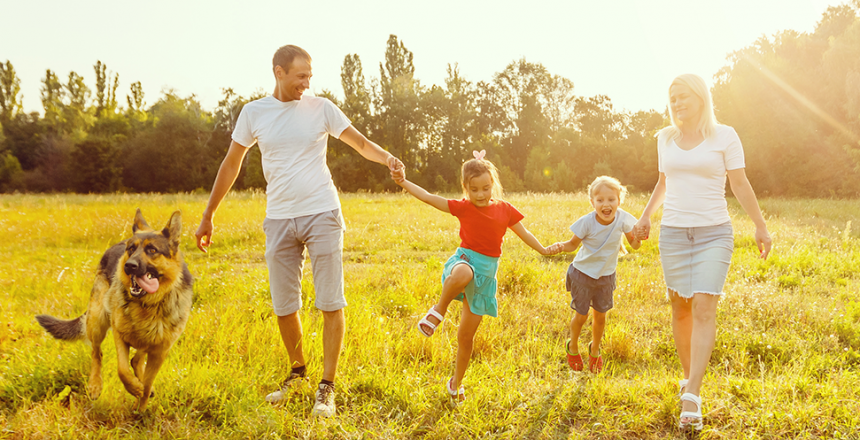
[588,342,603,373]
[565,340,583,371]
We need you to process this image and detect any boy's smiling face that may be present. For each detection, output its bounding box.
[590,184,620,225]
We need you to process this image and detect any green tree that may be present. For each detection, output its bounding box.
[126,80,147,128]
[325,54,385,192]
[121,92,215,192]
[492,59,563,177]
[40,69,65,135]
[712,5,860,196]
[63,71,94,141]
[94,61,119,117]
[0,61,22,123]
[374,35,425,186]
[70,138,121,192]
[0,150,24,192]
[3,112,43,171]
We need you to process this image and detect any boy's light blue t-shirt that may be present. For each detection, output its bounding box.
[571,208,637,279]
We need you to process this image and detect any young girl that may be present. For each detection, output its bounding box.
[548,176,641,373]
[393,150,551,403]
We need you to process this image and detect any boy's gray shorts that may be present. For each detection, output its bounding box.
[565,265,616,315]
[263,209,346,316]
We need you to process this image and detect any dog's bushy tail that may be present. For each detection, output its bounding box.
[35,314,86,341]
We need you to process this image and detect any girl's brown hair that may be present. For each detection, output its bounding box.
[461,157,504,199]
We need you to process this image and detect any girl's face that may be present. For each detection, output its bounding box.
[466,172,493,207]
[669,83,703,125]
[590,185,620,225]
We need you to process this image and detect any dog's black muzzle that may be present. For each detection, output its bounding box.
[124,259,160,298]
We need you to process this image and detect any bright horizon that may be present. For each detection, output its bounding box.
[2,0,844,116]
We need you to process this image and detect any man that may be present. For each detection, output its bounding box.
[195,44,403,418]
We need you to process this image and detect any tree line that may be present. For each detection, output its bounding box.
[1,4,859,196]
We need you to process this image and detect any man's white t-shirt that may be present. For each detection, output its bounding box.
[658,125,746,228]
[232,95,351,219]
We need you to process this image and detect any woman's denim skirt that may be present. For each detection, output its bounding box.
[658,222,734,299]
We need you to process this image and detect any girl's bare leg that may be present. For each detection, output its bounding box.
[420,263,473,335]
[452,297,483,391]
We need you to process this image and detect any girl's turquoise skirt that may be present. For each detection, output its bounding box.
[442,247,500,317]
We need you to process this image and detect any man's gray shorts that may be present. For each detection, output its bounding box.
[263,209,346,316]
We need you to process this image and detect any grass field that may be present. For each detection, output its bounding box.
[1,192,859,439]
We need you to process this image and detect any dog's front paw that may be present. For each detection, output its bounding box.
[121,378,144,398]
[88,377,102,400]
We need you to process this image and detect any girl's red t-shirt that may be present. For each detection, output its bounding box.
[447,198,524,257]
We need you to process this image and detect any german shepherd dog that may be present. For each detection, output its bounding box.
[36,209,193,411]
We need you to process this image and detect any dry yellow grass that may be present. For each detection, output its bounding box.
[1,192,858,439]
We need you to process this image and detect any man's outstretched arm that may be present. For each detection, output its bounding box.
[339,126,403,172]
[195,140,251,252]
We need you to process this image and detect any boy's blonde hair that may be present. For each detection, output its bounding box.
[461,158,504,199]
[587,175,627,203]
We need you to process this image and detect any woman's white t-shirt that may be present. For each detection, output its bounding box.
[232,96,351,219]
[658,125,746,227]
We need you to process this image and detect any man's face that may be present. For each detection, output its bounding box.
[276,57,312,101]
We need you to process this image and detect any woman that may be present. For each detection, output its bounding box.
[634,74,772,432]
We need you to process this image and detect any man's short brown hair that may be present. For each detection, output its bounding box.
[273,45,312,74]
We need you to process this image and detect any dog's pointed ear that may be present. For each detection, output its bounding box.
[162,210,182,252]
[133,209,152,233]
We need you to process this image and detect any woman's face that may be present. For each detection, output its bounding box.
[669,83,704,125]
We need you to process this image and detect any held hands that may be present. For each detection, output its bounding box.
[633,218,651,241]
[546,242,565,255]
[388,156,405,184]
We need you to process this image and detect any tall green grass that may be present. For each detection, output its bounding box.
[1,192,858,439]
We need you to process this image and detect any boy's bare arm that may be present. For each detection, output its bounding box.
[547,235,582,254]
[625,231,641,250]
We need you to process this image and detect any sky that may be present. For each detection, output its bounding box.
[1,0,845,115]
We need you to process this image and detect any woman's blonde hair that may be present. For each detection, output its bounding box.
[461,158,504,199]
[587,175,627,203]
[659,73,719,141]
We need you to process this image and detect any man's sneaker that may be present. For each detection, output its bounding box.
[311,383,336,417]
[265,371,306,403]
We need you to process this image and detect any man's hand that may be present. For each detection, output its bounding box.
[756,226,772,260]
[195,218,214,253]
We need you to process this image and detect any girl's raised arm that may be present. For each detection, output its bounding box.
[398,179,451,213]
[510,222,550,255]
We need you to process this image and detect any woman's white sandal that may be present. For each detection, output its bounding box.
[417,307,444,337]
[678,379,688,397]
[679,392,703,431]
[446,377,465,404]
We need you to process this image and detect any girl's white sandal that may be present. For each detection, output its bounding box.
[679,392,703,431]
[417,307,444,337]
[446,377,465,404]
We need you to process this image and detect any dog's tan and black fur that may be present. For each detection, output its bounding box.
[36,209,193,411]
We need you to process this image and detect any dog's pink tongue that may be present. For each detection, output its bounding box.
[136,275,159,294]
